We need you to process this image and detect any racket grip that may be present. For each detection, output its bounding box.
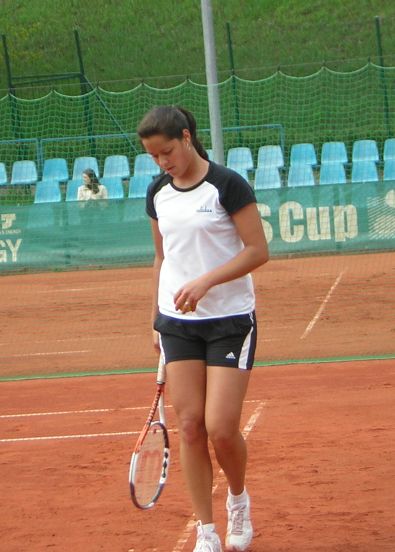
[157,355,166,384]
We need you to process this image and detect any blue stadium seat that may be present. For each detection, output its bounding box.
[34,180,62,203]
[72,156,100,180]
[352,140,379,163]
[287,165,315,187]
[226,147,254,172]
[351,161,379,183]
[11,160,38,185]
[42,158,69,183]
[66,179,81,201]
[383,138,395,161]
[319,163,347,185]
[101,176,124,199]
[128,175,153,198]
[257,145,284,169]
[133,153,160,176]
[290,143,317,166]
[254,167,282,189]
[103,155,130,179]
[0,163,7,185]
[320,142,348,165]
[383,159,395,181]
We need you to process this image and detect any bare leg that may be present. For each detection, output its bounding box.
[166,359,214,524]
[205,365,251,495]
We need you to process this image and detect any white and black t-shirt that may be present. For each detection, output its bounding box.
[146,161,257,320]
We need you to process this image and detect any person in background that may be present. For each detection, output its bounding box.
[138,105,269,552]
[77,168,108,201]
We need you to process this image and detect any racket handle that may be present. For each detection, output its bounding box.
[157,355,166,384]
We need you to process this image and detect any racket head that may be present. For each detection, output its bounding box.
[129,420,170,509]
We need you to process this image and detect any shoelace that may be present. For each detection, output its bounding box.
[196,526,219,552]
[196,535,216,552]
[228,504,247,536]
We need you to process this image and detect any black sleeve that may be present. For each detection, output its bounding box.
[216,166,257,215]
[145,173,171,219]
[145,180,157,219]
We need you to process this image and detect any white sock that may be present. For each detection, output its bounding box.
[228,487,248,506]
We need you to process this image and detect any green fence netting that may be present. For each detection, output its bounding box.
[0,62,395,182]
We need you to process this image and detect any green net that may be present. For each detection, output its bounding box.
[0,62,395,197]
[0,63,394,377]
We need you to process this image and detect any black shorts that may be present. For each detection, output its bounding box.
[154,311,257,370]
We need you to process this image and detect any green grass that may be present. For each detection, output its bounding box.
[0,0,395,95]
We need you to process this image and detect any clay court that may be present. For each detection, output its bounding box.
[0,251,394,551]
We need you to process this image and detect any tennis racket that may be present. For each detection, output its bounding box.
[129,356,170,509]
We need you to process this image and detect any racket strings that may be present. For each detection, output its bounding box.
[133,424,166,505]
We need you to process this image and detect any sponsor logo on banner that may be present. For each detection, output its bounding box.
[0,213,22,263]
[257,202,358,243]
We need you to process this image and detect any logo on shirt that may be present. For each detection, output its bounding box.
[196,205,213,213]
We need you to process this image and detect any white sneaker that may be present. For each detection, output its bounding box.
[225,491,253,551]
[193,521,223,552]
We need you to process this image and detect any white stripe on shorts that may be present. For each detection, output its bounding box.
[238,325,253,370]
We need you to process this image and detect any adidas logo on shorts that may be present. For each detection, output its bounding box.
[226,351,236,360]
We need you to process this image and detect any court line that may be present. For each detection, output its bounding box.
[37,286,126,293]
[0,335,140,347]
[0,337,278,362]
[0,429,174,444]
[171,400,266,552]
[0,400,259,420]
[0,430,142,443]
[0,400,261,446]
[0,403,263,445]
[0,350,91,358]
[2,356,394,383]
[0,405,167,419]
[300,269,346,340]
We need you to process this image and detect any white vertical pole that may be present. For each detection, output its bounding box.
[201,0,225,165]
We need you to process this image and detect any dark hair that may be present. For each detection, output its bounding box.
[83,168,100,194]
[137,105,209,161]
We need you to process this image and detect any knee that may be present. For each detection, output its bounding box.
[178,416,206,446]
[207,424,239,451]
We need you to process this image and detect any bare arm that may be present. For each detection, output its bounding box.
[150,219,164,352]
[174,202,269,313]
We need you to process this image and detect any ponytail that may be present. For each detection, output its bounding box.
[176,106,209,161]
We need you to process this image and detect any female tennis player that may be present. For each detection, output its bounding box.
[137,106,269,552]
